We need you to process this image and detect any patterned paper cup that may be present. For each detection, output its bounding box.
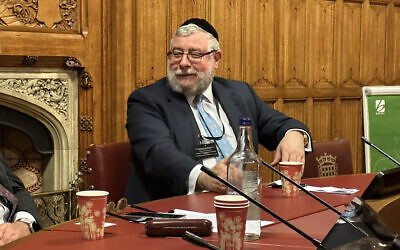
[279,161,304,198]
[214,195,249,250]
[76,190,109,240]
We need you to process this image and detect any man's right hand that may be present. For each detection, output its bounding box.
[196,158,230,193]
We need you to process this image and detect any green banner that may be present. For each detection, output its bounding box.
[367,95,400,172]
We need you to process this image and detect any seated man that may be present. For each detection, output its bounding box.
[0,155,41,246]
[124,18,311,204]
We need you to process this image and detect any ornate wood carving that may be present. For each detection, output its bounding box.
[23,56,39,65]
[0,0,78,31]
[0,0,43,27]
[79,115,93,131]
[253,77,276,88]
[79,158,92,174]
[52,0,78,30]
[64,57,82,68]
[80,71,93,89]
[33,190,78,228]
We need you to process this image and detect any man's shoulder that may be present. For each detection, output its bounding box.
[129,77,169,96]
[213,77,248,86]
[138,77,169,91]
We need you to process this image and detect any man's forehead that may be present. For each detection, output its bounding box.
[171,32,209,49]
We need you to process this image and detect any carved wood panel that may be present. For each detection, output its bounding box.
[1,0,400,184]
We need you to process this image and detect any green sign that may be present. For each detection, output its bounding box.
[365,94,400,172]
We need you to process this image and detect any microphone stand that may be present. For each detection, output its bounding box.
[362,136,400,167]
[260,158,369,237]
[200,166,326,249]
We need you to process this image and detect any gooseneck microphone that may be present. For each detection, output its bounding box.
[200,166,326,249]
[260,158,369,237]
[361,136,400,167]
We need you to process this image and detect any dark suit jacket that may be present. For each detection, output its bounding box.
[0,155,41,231]
[124,77,310,204]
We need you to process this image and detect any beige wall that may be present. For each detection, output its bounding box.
[1,0,399,183]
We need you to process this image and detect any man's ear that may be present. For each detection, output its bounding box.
[213,50,222,69]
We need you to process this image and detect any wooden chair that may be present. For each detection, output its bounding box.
[303,138,353,178]
[86,142,131,203]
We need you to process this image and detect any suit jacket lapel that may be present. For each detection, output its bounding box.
[165,86,199,157]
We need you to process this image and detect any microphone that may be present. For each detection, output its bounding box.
[259,158,369,237]
[361,136,400,167]
[200,166,326,249]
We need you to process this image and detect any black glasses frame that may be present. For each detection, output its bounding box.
[167,49,217,63]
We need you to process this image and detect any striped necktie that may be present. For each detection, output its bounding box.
[196,95,234,161]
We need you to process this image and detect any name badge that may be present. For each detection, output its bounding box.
[194,143,219,160]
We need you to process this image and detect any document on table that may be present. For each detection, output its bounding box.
[268,180,359,195]
[173,209,274,232]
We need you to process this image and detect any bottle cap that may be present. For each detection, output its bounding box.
[239,117,251,126]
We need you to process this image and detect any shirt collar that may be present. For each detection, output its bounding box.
[186,81,214,106]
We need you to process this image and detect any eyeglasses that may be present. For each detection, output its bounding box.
[167,49,216,64]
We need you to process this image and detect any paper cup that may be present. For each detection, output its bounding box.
[76,190,109,240]
[214,195,249,250]
[279,161,303,198]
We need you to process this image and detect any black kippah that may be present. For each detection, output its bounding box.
[180,18,219,41]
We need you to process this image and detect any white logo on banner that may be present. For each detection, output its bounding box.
[375,100,385,115]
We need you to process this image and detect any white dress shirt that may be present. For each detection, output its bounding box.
[186,83,236,194]
[0,201,36,224]
[185,83,312,194]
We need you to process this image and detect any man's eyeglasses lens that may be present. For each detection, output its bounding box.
[167,50,216,63]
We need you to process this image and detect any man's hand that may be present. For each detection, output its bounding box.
[196,158,230,193]
[0,222,31,246]
[271,130,305,166]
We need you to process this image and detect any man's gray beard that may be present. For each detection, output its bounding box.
[167,67,215,97]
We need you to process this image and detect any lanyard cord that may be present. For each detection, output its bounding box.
[196,96,226,158]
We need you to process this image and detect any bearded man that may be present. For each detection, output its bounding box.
[124,18,311,204]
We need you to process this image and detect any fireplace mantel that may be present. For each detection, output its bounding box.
[0,67,79,191]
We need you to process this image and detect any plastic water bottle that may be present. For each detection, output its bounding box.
[227,117,261,241]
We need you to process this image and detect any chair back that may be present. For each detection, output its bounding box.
[303,138,353,178]
[86,142,131,203]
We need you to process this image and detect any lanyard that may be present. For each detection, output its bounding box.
[196,96,225,141]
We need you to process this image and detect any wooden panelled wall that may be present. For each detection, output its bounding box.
[1,0,400,183]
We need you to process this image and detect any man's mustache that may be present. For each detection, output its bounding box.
[172,69,198,76]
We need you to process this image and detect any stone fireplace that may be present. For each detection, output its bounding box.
[0,67,80,225]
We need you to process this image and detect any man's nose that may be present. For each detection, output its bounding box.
[179,54,192,68]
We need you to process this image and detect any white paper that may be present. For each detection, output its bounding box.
[267,180,359,195]
[173,209,273,233]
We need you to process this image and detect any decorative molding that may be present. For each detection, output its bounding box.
[285,76,306,87]
[79,115,93,131]
[253,77,276,88]
[0,0,78,31]
[33,190,78,228]
[0,0,43,27]
[80,71,93,89]
[23,56,39,65]
[391,77,400,86]
[64,57,82,69]
[313,76,334,88]
[366,76,385,86]
[79,158,92,174]
[0,77,69,119]
[52,0,78,30]
[341,68,361,87]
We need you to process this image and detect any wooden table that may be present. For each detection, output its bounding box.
[4,174,376,250]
